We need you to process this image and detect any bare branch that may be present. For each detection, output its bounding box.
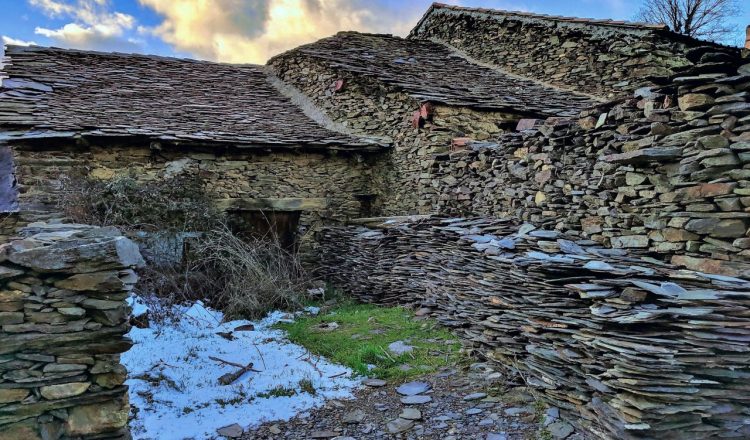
[634,0,741,43]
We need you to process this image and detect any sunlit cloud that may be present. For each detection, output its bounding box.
[2,36,38,47]
[30,0,142,51]
[137,0,425,64]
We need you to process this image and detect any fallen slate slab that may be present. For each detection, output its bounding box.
[363,378,386,387]
[401,395,432,404]
[388,340,414,355]
[395,381,431,396]
[217,424,243,438]
[399,407,422,420]
[463,392,487,401]
[386,417,415,434]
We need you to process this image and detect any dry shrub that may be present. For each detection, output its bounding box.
[189,225,311,319]
[58,173,222,233]
[58,173,310,319]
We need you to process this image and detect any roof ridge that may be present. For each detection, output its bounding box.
[3,44,263,68]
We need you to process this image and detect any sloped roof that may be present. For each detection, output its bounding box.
[0,45,383,151]
[410,3,670,37]
[271,32,597,118]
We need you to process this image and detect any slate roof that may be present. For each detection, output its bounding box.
[0,45,383,151]
[410,2,670,36]
[272,32,597,118]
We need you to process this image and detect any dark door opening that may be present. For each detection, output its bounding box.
[228,210,301,251]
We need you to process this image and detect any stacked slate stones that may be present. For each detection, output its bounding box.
[0,223,143,440]
[317,216,750,439]
[425,53,750,279]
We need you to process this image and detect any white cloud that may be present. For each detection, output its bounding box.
[2,36,38,47]
[138,0,425,64]
[29,0,142,52]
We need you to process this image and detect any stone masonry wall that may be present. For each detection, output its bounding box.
[317,217,750,439]
[410,7,740,99]
[269,55,518,215]
[422,60,750,277]
[10,144,375,236]
[0,222,144,440]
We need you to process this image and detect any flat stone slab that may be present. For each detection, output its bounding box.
[386,417,415,434]
[399,407,422,420]
[363,378,386,387]
[217,424,243,438]
[463,392,487,401]
[400,395,432,405]
[388,340,414,355]
[396,381,431,396]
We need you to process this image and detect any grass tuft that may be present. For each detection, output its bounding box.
[277,301,463,380]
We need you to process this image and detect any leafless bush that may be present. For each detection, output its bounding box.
[58,173,222,233]
[58,173,310,319]
[189,225,311,319]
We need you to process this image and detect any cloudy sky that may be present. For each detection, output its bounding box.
[1,0,749,64]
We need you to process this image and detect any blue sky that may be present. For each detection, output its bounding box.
[1,0,748,64]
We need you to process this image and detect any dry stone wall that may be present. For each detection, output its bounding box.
[410,6,740,99]
[269,55,517,215]
[423,59,750,277]
[316,216,750,439]
[0,222,143,440]
[10,144,375,233]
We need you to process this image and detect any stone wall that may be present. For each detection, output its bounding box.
[421,59,750,277]
[0,222,143,439]
[10,144,375,235]
[269,54,517,215]
[410,6,740,99]
[316,216,750,439]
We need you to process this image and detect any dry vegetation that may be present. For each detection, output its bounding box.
[59,173,311,319]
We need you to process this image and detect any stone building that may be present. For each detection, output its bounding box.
[0,45,386,243]
[1,2,749,439]
[410,3,740,99]
[268,31,597,214]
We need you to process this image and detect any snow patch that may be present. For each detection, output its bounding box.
[122,300,359,440]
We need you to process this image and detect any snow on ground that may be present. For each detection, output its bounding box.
[122,297,359,440]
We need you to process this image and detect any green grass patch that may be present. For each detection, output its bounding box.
[276,301,463,380]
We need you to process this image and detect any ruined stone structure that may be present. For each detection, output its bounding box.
[0,223,143,439]
[1,2,749,438]
[410,3,740,99]
[269,31,596,214]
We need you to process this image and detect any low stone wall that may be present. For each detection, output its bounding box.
[423,59,750,277]
[317,216,750,439]
[0,223,143,439]
[409,5,740,99]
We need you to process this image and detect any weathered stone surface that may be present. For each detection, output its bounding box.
[65,397,129,436]
[685,218,747,238]
[678,93,715,111]
[601,147,682,164]
[40,382,90,400]
[0,388,30,404]
[7,235,144,274]
[54,270,132,292]
[610,235,649,249]
[0,312,24,325]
